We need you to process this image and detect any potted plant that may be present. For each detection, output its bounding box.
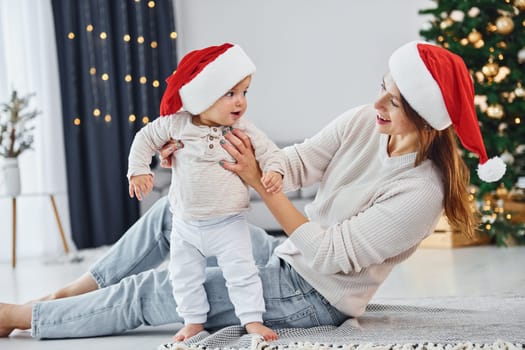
[0,90,40,196]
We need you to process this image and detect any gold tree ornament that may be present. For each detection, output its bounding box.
[475,94,488,111]
[515,82,525,97]
[482,60,500,77]
[486,103,505,119]
[493,66,511,83]
[503,91,517,103]
[498,122,508,133]
[467,30,482,43]
[474,71,485,83]
[495,182,509,198]
[474,39,485,48]
[495,16,515,34]
[515,0,525,11]
[487,22,498,32]
[440,17,454,29]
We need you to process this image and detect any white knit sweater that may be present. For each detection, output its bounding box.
[275,104,445,317]
[128,112,284,220]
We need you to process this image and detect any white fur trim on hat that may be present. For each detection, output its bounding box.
[388,41,451,130]
[477,156,507,183]
[179,45,256,115]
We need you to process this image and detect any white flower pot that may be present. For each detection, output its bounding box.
[1,157,21,196]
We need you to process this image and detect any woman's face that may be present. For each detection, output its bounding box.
[373,73,417,136]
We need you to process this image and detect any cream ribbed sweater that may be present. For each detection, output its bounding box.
[275,104,445,317]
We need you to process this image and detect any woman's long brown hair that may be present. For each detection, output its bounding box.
[401,97,478,238]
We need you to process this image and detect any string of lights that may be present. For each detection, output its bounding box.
[64,0,177,128]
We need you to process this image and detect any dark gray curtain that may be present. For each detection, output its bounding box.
[51,0,177,248]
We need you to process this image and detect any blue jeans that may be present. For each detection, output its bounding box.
[31,197,348,338]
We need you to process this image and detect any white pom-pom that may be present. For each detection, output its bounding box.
[477,156,506,182]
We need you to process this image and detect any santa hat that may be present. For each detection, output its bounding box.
[159,43,255,116]
[388,41,506,183]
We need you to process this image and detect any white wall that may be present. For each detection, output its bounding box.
[173,0,434,143]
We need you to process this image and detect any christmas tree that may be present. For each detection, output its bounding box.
[419,0,525,196]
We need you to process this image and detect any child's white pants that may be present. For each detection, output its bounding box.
[169,213,265,326]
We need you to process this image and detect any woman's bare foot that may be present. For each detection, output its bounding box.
[172,323,205,342]
[0,303,32,337]
[26,273,99,304]
[245,322,278,341]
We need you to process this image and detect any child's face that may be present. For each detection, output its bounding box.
[196,76,251,127]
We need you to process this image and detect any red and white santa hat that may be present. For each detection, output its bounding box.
[388,41,506,183]
[159,43,255,116]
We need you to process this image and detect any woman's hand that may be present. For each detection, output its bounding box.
[220,129,263,190]
[221,129,308,235]
[158,139,184,168]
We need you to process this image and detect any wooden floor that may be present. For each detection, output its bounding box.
[1,245,524,350]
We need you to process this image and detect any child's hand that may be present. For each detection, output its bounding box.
[129,174,154,201]
[261,171,283,193]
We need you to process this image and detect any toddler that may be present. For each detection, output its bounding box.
[127,43,283,342]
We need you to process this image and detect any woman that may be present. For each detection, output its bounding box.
[0,41,505,339]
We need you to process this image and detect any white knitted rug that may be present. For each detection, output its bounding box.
[158,295,525,350]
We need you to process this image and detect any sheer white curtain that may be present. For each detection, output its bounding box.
[0,0,73,262]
